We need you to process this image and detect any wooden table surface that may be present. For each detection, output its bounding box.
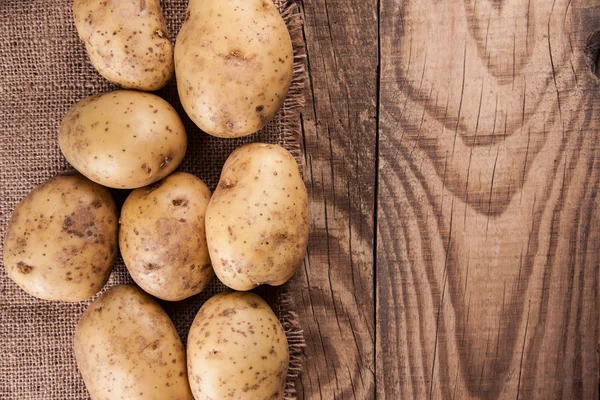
[293,0,600,398]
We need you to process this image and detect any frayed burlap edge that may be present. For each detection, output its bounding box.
[280,288,307,400]
[278,1,307,398]
[278,0,306,166]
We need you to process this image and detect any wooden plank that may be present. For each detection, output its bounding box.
[377,0,600,398]
[294,0,378,398]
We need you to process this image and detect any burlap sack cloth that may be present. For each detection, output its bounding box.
[0,1,306,398]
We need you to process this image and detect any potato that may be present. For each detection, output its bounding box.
[187,292,288,400]
[206,143,308,291]
[74,285,192,400]
[59,90,187,189]
[73,0,174,91]
[119,172,214,301]
[174,0,293,138]
[3,172,117,302]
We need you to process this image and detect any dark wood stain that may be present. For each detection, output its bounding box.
[294,0,378,397]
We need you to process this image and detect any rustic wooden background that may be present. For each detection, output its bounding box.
[293,0,600,398]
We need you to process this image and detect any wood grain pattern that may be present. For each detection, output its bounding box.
[377,0,600,398]
[294,0,378,398]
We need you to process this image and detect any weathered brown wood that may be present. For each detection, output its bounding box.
[377,0,600,398]
[294,0,378,397]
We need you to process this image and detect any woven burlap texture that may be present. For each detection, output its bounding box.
[0,0,306,399]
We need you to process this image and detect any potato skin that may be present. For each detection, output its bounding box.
[174,0,293,138]
[3,173,117,302]
[187,292,288,400]
[206,143,309,291]
[59,90,187,189]
[74,285,193,400]
[73,0,174,91]
[120,172,214,301]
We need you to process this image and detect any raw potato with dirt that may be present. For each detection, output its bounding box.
[119,172,214,301]
[206,143,309,291]
[175,0,294,138]
[187,292,289,400]
[59,90,187,189]
[74,285,193,400]
[3,172,118,302]
[73,0,174,91]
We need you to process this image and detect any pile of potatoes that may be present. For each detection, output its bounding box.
[3,0,307,399]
